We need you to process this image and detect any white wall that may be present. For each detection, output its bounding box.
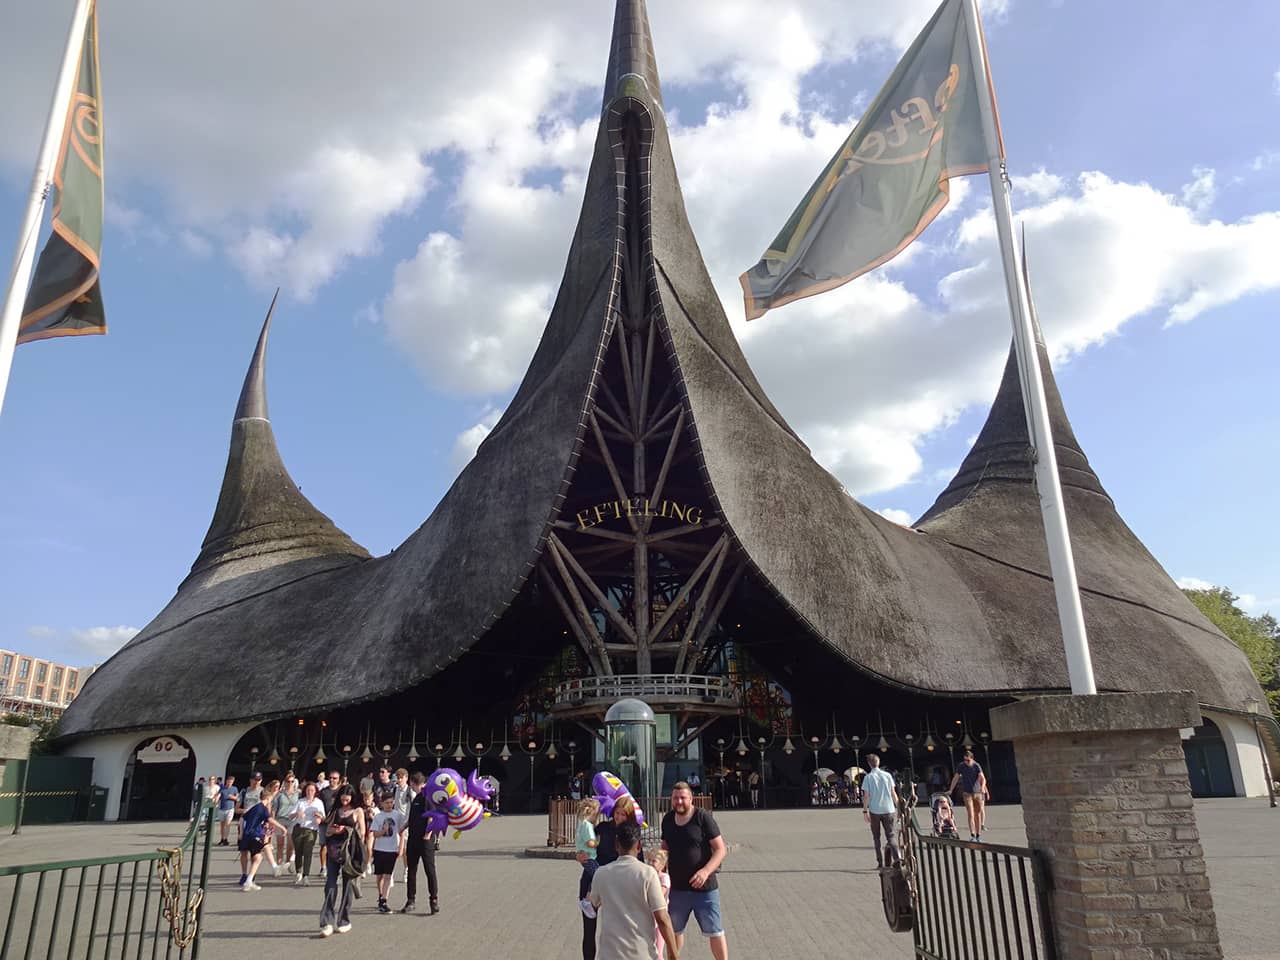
[63,723,253,821]
[1201,708,1272,798]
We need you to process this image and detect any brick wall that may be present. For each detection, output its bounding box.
[1015,728,1221,959]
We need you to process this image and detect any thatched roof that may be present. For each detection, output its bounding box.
[59,0,1259,740]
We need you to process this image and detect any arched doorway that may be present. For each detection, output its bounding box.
[121,735,197,821]
[1183,719,1235,798]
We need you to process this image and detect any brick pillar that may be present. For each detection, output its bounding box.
[991,692,1221,960]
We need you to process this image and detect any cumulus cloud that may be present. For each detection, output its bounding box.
[450,407,503,470]
[1175,576,1216,592]
[876,508,914,526]
[25,625,139,662]
[1179,166,1216,217]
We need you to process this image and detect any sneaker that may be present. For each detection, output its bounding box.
[399,901,415,914]
[286,862,295,874]
[320,925,334,938]
[272,864,282,877]
[294,874,303,886]
[336,924,352,934]
[245,882,262,891]
[302,876,311,887]
[238,874,247,886]
[429,898,439,915]
[579,898,597,919]
[377,899,390,915]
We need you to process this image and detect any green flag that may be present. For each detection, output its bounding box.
[20,3,106,344]
[740,0,999,320]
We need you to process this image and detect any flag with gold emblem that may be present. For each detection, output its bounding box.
[740,0,998,320]
[19,3,106,344]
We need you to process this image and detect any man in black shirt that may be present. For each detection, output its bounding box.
[661,782,729,960]
[400,772,439,914]
[371,765,397,804]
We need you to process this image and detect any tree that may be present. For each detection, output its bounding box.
[1183,586,1280,717]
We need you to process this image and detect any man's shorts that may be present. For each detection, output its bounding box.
[218,808,235,824]
[238,835,265,855]
[372,850,398,875]
[667,888,724,938]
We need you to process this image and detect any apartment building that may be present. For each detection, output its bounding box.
[0,650,93,720]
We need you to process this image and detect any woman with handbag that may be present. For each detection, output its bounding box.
[319,785,366,936]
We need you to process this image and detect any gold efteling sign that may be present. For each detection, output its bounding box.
[575,497,704,531]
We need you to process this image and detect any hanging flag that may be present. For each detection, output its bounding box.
[740,0,999,320]
[19,3,105,344]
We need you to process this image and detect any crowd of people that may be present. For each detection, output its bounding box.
[188,750,989,953]
[198,765,440,936]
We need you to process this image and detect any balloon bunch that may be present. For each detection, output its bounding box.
[420,768,493,839]
[592,770,645,826]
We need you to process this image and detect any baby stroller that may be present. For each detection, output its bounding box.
[930,792,959,838]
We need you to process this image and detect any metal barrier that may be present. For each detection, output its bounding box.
[900,801,1056,960]
[0,800,215,960]
[547,795,714,847]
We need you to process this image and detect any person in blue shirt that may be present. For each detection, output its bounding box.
[860,754,901,870]
[217,775,240,846]
[238,779,285,891]
[948,751,990,841]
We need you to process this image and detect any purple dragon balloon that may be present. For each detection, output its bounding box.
[421,768,493,838]
[592,770,645,825]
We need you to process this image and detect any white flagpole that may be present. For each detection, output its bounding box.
[0,0,95,419]
[961,0,1098,695]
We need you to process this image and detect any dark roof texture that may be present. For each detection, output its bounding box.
[59,1,1260,739]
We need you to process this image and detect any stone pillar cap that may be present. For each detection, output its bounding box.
[991,691,1201,741]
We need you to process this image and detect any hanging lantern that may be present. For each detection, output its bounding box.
[830,734,844,755]
[314,748,326,765]
[782,736,795,755]
[407,746,420,762]
[924,735,937,752]
[961,733,975,748]
[499,744,512,761]
[360,746,373,764]
[267,748,280,766]
[546,744,558,761]
[736,738,749,756]
[877,736,890,753]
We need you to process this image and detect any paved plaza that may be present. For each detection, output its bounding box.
[2,799,1276,959]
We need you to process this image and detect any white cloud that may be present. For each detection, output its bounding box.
[24,625,139,663]
[1179,166,1216,217]
[1016,168,1065,202]
[450,407,503,470]
[1176,576,1216,592]
[1238,593,1279,617]
[876,507,913,526]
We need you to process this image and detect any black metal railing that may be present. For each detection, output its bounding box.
[901,801,1056,960]
[0,801,214,960]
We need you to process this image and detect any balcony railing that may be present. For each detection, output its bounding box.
[552,674,737,712]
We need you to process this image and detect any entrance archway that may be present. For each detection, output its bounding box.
[121,735,197,820]
[1183,719,1235,797]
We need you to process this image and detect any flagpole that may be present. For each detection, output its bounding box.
[962,0,1097,696]
[0,0,95,418]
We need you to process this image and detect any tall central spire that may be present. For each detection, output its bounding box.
[603,0,663,109]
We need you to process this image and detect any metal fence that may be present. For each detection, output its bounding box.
[546,794,714,847]
[903,807,1056,960]
[0,801,214,960]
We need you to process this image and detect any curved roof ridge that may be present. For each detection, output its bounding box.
[187,297,369,583]
[603,0,663,111]
[917,246,1108,523]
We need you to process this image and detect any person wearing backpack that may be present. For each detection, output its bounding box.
[319,785,366,936]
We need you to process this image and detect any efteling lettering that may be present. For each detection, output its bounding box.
[576,497,704,531]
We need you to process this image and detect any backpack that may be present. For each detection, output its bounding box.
[340,825,367,879]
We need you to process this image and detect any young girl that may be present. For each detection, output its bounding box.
[575,797,600,917]
[649,850,671,959]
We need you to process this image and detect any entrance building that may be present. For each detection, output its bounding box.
[55,0,1267,817]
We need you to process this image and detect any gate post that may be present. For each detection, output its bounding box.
[991,691,1221,959]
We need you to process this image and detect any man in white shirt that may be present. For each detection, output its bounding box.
[591,819,679,960]
[860,754,901,870]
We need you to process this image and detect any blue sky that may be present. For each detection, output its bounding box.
[0,0,1277,669]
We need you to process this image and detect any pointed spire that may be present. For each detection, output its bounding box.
[234,289,277,422]
[603,0,663,110]
[185,298,368,584]
[917,234,1108,524]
